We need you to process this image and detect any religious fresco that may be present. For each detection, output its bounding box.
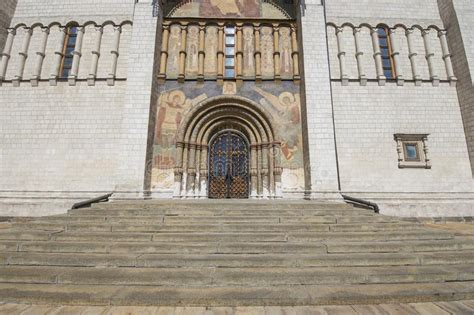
[169,0,289,19]
[151,81,304,192]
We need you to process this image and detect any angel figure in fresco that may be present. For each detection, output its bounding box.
[155,90,207,166]
[254,87,301,161]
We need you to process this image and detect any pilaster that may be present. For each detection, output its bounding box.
[299,0,341,201]
[114,0,160,199]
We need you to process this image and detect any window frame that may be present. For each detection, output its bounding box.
[224,25,236,79]
[60,25,79,78]
[394,134,431,169]
[377,26,396,79]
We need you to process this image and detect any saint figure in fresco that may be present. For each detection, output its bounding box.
[254,87,301,161]
[155,90,207,167]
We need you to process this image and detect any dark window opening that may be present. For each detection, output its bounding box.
[60,26,78,78]
[377,27,395,79]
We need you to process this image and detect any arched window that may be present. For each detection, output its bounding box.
[224,25,236,79]
[60,25,78,78]
[377,27,395,79]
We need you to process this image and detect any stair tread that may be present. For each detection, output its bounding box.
[0,281,473,306]
[0,200,472,306]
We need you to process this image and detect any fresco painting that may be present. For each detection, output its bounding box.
[169,0,289,19]
[152,81,304,192]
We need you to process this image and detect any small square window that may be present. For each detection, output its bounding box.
[225,36,235,45]
[225,58,234,67]
[224,68,235,78]
[394,134,431,169]
[225,26,235,34]
[404,143,419,161]
[225,47,234,56]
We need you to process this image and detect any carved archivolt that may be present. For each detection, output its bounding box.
[174,95,282,199]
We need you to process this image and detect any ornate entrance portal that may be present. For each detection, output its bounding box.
[208,130,250,199]
[173,96,282,199]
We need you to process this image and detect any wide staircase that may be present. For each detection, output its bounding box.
[0,200,473,306]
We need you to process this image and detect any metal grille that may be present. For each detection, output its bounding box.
[209,131,249,199]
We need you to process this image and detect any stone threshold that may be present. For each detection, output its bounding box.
[1,300,474,314]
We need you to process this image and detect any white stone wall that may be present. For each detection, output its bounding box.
[332,83,472,190]
[326,0,443,26]
[0,0,17,52]
[0,0,140,215]
[0,81,126,215]
[11,0,134,26]
[438,0,474,174]
[320,0,474,216]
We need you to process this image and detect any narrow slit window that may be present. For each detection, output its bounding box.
[224,25,236,79]
[60,25,78,78]
[377,27,395,79]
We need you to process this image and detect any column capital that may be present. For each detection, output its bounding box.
[353,27,362,34]
[438,30,448,37]
[388,28,399,35]
[335,27,344,34]
[113,25,122,32]
[405,28,415,36]
[94,25,104,32]
[23,27,33,35]
[7,28,16,35]
[40,26,50,34]
[421,29,431,36]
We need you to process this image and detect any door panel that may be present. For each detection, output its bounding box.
[208,131,249,199]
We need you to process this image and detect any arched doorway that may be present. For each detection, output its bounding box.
[174,96,282,199]
[208,130,250,199]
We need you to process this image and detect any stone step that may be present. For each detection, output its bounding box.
[17,215,401,225]
[14,222,421,233]
[0,281,473,306]
[0,264,472,286]
[0,228,453,243]
[1,251,473,268]
[68,208,373,217]
[2,239,470,255]
[325,240,474,253]
[91,200,354,211]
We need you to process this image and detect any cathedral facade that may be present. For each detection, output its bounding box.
[0,0,473,216]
